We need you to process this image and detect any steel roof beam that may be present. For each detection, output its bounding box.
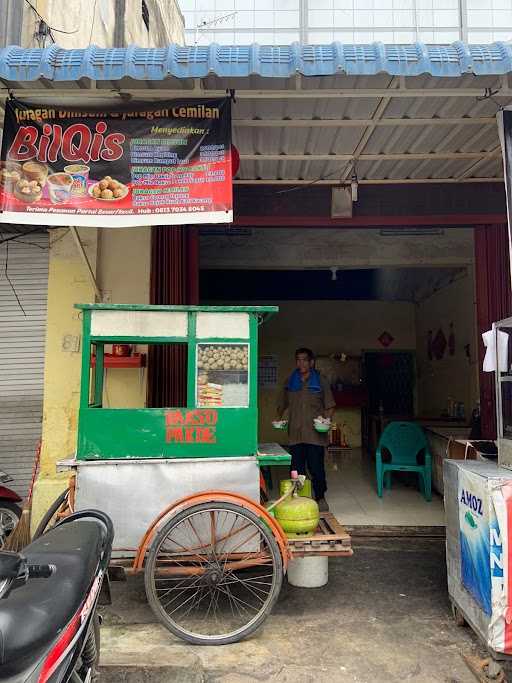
[233,118,497,127]
[240,152,501,161]
[233,178,502,184]
[456,143,503,180]
[339,77,398,182]
[1,88,511,100]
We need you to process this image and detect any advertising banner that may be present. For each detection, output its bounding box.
[0,98,232,228]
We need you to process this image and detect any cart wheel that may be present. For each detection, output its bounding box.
[144,501,283,645]
[451,601,466,627]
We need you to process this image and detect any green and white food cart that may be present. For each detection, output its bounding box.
[53,303,352,645]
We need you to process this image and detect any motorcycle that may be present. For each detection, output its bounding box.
[0,471,22,547]
[0,509,114,682]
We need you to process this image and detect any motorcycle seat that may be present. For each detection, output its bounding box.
[0,518,106,666]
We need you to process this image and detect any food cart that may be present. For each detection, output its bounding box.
[53,303,352,645]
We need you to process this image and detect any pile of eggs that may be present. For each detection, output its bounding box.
[197,345,248,371]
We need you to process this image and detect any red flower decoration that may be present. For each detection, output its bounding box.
[378,331,395,348]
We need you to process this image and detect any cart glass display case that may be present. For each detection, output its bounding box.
[75,304,277,460]
[196,343,249,408]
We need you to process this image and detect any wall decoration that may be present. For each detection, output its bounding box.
[378,331,395,348]
[432,328,447,360]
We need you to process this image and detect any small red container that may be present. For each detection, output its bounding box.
[112,344,131,357]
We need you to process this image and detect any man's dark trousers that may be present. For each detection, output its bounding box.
[289,443,327,500]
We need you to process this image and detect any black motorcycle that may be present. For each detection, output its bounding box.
[0,509,114,682]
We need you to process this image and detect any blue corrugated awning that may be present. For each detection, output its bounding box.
[0,41,511,82]
[0,41,510,186]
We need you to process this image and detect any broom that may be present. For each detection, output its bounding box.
[4,441,41,552]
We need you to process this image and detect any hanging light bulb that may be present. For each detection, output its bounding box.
[351,173,358,202]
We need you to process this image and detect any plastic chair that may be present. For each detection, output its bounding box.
[376,422,432,502]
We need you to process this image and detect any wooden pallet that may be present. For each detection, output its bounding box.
[287,512,353,558]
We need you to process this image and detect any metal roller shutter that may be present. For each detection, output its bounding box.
[0,232,49,497]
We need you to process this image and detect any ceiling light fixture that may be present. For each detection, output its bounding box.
[351,173,358,202]
[379,228,445,237]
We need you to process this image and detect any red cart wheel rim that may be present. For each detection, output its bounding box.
[134,490,290,572]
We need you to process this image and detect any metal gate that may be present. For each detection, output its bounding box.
[0,232,49,497]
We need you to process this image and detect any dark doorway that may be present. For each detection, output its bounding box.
[363,351,415,416]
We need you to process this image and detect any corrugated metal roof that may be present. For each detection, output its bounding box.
[0,41,512,81]
[0,42,510,185]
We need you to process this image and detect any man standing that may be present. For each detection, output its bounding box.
[276,348,335,511]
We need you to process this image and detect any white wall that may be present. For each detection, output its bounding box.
[415,270,479,419]
[200,228,475,271]
[96,227,151,409]
[125,0,184,47]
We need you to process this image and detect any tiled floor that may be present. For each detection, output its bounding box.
[325,448,446,526]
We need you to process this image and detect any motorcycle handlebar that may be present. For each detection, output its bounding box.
[1,510,114,600]
[28,564,56,579]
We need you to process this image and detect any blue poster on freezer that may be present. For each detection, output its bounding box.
[458,469,492,615]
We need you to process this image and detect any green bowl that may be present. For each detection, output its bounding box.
[314,423,330,433]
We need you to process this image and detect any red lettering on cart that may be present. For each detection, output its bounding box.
[203,410,218,425]
[166,427,184,443]
[200,427,216,443]
[165,425,217,444]
[166,411,184,426]
[165,409,218,427]
[185,410,203,426]
[165,410,218,444]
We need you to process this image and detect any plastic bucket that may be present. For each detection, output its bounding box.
[287,556,328,588]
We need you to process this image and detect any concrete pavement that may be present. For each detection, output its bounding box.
[99,538,485,682]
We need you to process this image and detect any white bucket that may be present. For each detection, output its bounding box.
[287,555,328,588]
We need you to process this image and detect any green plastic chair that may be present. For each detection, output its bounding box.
[376,421,432,502]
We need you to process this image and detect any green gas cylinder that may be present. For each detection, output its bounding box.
[279,478,313,499]
[275,480,320,538]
